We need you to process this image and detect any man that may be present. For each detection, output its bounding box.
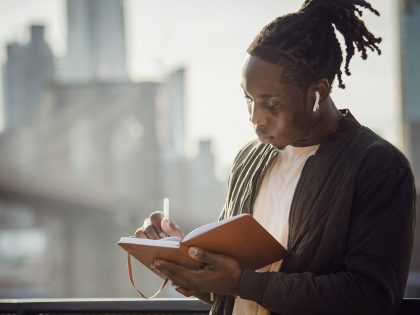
[135,1,416,314]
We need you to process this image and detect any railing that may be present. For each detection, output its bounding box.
[0,299,210,315]
[1,298,420,315]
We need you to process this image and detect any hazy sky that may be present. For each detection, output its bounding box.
[0,0,402,174]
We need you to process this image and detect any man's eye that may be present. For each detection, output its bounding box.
[265,102,282,109]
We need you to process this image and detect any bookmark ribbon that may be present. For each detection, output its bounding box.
[127,253,168,299]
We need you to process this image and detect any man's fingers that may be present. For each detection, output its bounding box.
[134,228,147,238]
[150,211,167,238]
[134,212,184,240]
[143,218,160,239]
[161,218,184,239]
[154,260,195,289]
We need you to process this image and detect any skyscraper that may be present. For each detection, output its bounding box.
[399,0,420,182]
[157,68,186,158]
[63,0,127,81]
[2,25,55,129]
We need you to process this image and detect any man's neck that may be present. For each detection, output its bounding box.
[293,97,341,147]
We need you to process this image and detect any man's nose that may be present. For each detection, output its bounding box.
[249,103,267,126]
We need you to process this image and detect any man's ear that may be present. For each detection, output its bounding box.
[307,79,330,103]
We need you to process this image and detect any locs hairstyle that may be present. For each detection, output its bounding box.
[247,0,382,90]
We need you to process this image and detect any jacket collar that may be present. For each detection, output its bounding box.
[315,109,362,155]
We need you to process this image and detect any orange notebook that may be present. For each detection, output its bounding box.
[118,214,287,271]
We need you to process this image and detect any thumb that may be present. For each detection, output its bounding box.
[188,247,224,265]
[161,218,184,239]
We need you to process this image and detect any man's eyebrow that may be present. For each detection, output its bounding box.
[259,94,282,98]
[240,84,283,98]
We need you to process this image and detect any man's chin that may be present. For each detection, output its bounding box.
[257,137,286,150]
[257,136,273,145]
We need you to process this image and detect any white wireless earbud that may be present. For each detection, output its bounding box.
[313,91,320,112]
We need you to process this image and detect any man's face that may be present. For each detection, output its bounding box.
[241,55,315,149]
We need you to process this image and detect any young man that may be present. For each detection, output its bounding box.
[135,1,416,314]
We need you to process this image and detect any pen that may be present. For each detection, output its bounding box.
[163,198,169,220]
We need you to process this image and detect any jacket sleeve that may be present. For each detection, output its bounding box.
[237,165,416,315]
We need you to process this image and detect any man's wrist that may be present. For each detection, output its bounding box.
[237,268,271,305]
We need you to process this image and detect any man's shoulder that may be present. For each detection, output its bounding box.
[352,126,412,174]
[336,110,410,170]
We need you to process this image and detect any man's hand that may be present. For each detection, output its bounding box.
[134,211,184,239]
[152,246,243,296]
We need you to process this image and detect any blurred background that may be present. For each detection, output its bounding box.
[0,0,419,299]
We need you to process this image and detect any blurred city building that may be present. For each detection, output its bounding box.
[2,25,55,129]
[0,0,225,298]
[158,68,186,159]
[63,0,127,81]
[399,0,420,297]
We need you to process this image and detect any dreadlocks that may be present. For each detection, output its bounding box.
[247,0,382,89]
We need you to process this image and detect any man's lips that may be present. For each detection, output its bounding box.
[256,128,274,142]
[256,131,273,139]
[256,133,274,142]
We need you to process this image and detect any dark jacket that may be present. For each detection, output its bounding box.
[210,110,416,315]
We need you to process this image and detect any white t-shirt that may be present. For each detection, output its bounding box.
[232,144,319,315]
